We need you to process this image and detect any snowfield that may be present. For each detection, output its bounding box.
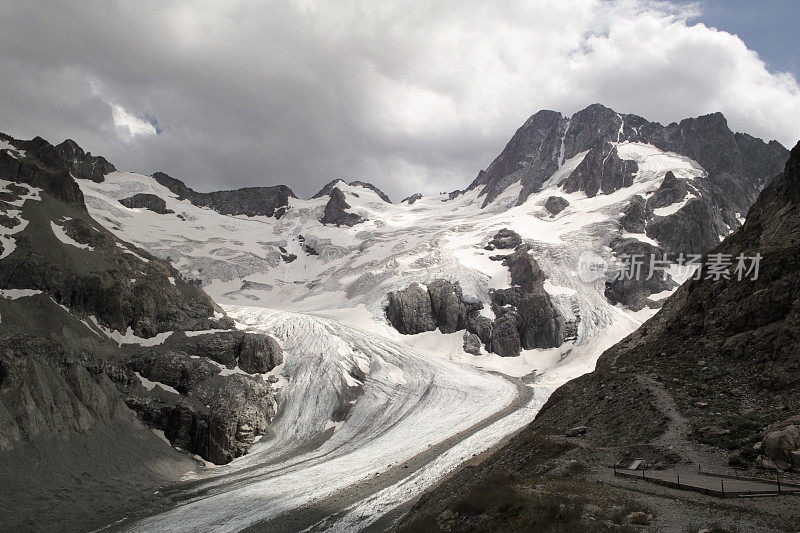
[77,143,693,530]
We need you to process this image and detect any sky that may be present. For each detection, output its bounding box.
[0,0,799,201]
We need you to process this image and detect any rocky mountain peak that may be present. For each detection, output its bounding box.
[55,138,116,183]
[467,104,787,213]
[313,179,391,203]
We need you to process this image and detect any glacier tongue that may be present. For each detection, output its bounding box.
[127,307,520,532]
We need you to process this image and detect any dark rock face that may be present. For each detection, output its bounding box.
[402,193,423,205]
[320,187,363,226]
[126,361,276,464]
[238,333,283,374]
[645,198,727,256]
[55,139,116,183]
[0,335,119,447]
[427,279,468,333]
[170,331,283,373]
[490,311,521,357]
[385,283,437,334]
[486,228,522,250]
[620,195,652,233]
[152,171,295,219]
[604,238,674,311]
[561,144,638,197]
[544,196,569,216]
[467,110,565,207]
[119,193,173,214]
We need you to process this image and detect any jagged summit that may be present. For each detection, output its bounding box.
[312,178,392,203]
[467,103,786,211]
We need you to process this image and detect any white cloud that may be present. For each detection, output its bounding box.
[0,0,797,198]
[110,103,157,139]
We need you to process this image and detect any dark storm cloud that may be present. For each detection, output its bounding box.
[1,0,799,200]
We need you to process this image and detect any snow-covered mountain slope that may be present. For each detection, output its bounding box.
[81,145,681,333]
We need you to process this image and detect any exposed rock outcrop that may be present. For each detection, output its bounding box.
[561,144,639,197]
[320,187,363,226]
[646,171,688,211]
[462,332,482,356]
[119,193,173,214]
[544,195,569,216]
[761,418,800,470]
[386,245,564,357]
[486,228,522,250]
[489,245,565,353]
[464,104,788,257]
[402,193,423,205]
[385,283,437,334]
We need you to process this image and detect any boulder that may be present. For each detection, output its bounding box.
[544,196,569,216]
[762,422,800,470]
[564,425,588,437]
[463,332,482,356]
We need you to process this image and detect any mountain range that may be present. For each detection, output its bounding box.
[0,104,795,532]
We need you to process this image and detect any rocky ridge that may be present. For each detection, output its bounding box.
[151,171,295,219]
[466,104,788,257]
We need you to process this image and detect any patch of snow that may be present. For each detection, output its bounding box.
[620,231,660,247]
[136,372,180,394]
[50,220,94,250]
[652,192,696,217]
[0,288,43,299]
[87,315,173,347]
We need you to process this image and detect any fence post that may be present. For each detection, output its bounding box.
[677,473,680,486]
[777,472,781,495]
[721,480,725,497]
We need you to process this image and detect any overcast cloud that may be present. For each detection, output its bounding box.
[1,0,799,200]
